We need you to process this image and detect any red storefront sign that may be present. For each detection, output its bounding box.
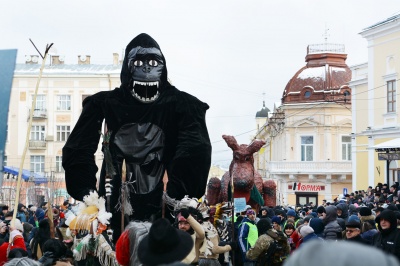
[288,182,324,192]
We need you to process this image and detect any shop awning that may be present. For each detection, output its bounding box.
[371,138,400,151]
[2,166,48,184]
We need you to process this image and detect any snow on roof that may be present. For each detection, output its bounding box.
[297,66,325,80]
[14,64,121,75]
[331,67,346,72]
[371,138,400,149]
[363,14,400,31]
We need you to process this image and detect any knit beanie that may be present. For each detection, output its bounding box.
[347,215,360,223]
[359,207,372,216]
[257,218,272,235]
[271,216,281,224]
[13,219,24,232]
[287,209,296,217]
[286,218,295,225]
[316,206,325,214]
[309,217,325,235]
[35,208,45,222]
[299,225,314,237]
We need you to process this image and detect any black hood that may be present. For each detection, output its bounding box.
[376,209,397,234]
[120,33,168,89]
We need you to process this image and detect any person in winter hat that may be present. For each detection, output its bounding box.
[372,209,400,261]
[297,225,320,246]
[16,204,27,223]
[246,218,290,265]
[322,205,343,240]
[316,206,326,218]
[0,219,27,265]
[238,209,258,265]
[344,218,369,245]
[271,216,282,231]
[309,217,325,238]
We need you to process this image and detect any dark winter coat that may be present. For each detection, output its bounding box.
[372,210,400,260]
[322,206,342,240]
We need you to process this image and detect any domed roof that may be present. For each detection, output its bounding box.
[256,101,270,118]
[282,44,352,104]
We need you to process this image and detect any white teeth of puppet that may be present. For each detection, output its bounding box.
[156,82,159,88]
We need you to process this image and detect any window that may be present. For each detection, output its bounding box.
[55,156,64,173]
[296,192,318,206]
[3,156,6,166]
[32,95,46,110]
[31,125,45,141]
[57,95,71,111]
[56,125,71,141]
[387,80,396,113]
[342,136,352,160]
[304,91,311,98]
[301,136,313,161]
[30,155,45,174]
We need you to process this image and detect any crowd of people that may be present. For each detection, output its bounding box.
[116,182,400,265]
[0,181,400,266]
[0,200,75,266]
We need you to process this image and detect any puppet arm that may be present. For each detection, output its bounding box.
[62,94,105,201]
[167,91,212,199]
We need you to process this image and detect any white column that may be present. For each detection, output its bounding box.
[324,181,332,202]
[368,137,375,186]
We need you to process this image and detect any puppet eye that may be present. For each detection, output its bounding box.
[149,60,158,67]
[133,60,143,66]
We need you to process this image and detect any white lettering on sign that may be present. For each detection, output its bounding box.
[292,182,322,192]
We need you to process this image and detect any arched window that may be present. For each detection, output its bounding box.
[343,91,350,97]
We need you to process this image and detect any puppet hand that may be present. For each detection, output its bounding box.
[180,209,190,219]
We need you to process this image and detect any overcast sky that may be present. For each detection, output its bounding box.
[1,1,400,168]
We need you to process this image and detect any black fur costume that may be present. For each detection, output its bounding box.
[62,33,212,242]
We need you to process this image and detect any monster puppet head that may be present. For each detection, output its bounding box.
[120,33,168,103]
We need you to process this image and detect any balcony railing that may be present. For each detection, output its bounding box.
[266,161,352,175]
[29,140,47,149]
[307,43,345,54]
[30,109,47,119]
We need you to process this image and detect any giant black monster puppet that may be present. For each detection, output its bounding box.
[62,33,212,242]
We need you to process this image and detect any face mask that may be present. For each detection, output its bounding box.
[128,46,164,103]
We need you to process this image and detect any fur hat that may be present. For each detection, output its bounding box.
[299,225,314,237]
[138,218,193,265]
[359,207,372,216]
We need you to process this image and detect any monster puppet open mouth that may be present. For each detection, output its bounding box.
[128,46,165,104]
[132,80,160,102]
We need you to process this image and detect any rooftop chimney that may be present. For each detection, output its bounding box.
[78,55,91,65]
[25,55,39,64]
[51,55,65,65]
[113,53,119,65]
